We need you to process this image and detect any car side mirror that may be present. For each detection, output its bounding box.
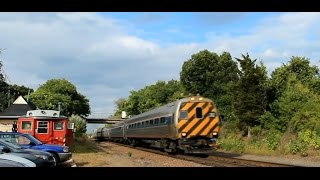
[1,147,11,153]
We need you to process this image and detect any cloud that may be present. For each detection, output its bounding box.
[0,12,319,120]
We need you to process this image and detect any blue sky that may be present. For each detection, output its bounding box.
[0,12,319,133]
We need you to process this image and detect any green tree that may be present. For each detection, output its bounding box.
[9,84,34,102]
[270,56,320,101]
[69,114,87,137]
[114,80,185,116]
[265,56,320,132]
[272,74,320,133]
[29,78,90,116]
[234,53,268,132]
[180,50,239,121]
[114,98,128,118]
[0,52,10,111]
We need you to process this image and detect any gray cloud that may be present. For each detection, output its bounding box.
[1,12,319,119]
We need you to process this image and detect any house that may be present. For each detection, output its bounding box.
[0,96,36,132]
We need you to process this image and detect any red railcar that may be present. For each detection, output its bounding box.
[17,110,74,146]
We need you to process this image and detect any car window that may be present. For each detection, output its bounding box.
[17,136,31,145]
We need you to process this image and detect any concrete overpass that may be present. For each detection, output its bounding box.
[85,118,124,124]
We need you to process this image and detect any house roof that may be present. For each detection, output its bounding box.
[0,96,36,118]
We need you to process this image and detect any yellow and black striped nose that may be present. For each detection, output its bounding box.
[178,101,219,138]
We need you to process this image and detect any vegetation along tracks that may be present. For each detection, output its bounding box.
[96,141,296,167]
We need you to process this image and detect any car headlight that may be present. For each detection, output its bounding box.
[35,154,48,160]
[63,146,69,152]
[181,132,187,137]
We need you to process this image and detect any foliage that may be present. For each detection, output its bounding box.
[289,130,320,155]
[272,74,320,132]
[0,59,9,111]
[234,54,268,131]
[114,80,185,116]
[218,133,245,153]
[263,130,282,150]
[71,136,102,153]
[69,114,87,138]
[270,56,320,101]
[29,78,90,116]
[180,50,239,122]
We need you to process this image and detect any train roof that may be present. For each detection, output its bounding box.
[126,96,213,123]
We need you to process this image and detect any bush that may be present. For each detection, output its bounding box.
[263,130,282,150]
[218,133,245,153]
[289,129,320,155]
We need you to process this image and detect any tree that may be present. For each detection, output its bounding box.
[114,98,128,118]
[29,78,90,117]
[114,80,185,116]
[271,74,320,133]
[234,53,268,131]
[0,52,9,111]
[270,56,320,101]
[10,84,34,103]
[180,50,239,121]
[69,114,87,137]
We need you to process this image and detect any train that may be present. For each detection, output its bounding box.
[93,96,221,155]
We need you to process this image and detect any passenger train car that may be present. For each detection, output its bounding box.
[93,96,221,155]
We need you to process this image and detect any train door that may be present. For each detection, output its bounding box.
[35,120,52,144]
[52,120,66,145]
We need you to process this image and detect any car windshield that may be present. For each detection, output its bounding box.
[24,134,42,145]
[0,139,23,150]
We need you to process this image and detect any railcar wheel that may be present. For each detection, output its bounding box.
[165,142,178,155]
[131,139,136,147]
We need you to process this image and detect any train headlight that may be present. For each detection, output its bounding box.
[209,112,216,118]
[212,132,218,136]
[182,132,187,137]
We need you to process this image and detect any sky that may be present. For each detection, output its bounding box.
[0,12,319,133]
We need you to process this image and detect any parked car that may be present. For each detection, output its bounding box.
[0,132,72,163]
[0,153,36,167]
[0,139,56,167]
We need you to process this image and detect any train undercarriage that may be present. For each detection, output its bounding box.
[105,137,217,156]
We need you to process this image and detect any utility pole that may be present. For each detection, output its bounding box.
[58,102,61,111]
[26,88,30,102]
[7,86,10,107]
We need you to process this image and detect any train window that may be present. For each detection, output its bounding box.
[37,121,48,134]
[196,107,203,119]
[165,116,172,124]
[138,122,141,127]
[150,120,154,125]
[22,121,32,130]
[160,117,165,124]
[180,111,188,119]
[155,118,159,124]
[142,122,145,126]
[54,122,64,130]
[145,121,149,126]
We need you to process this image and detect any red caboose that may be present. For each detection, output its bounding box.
[17,110,74,146]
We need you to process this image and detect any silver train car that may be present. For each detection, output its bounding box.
[94,96,221,155]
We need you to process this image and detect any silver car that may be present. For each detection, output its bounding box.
[0,153,36,167]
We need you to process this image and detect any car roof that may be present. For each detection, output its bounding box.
[0,153,36,167]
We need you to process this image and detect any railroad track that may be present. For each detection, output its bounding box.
[95,141,297,167]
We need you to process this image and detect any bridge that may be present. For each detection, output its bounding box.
[85,118,124,124]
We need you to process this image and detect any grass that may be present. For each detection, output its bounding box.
[70,136,102,153]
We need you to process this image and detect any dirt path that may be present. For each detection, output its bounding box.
[72,142,208,167]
